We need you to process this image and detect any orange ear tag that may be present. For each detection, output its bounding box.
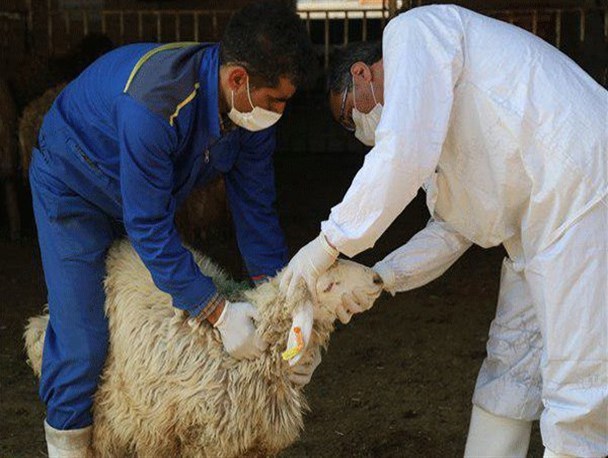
[281,326,304,361]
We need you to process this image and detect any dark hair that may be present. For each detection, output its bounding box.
[221,1,317,89]
[328,41,382,93]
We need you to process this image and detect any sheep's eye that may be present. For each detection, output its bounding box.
[322,282,334,293]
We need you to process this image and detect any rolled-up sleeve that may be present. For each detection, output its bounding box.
[322,7,464,257]
[225,126,288,279]
[116,95,217,315]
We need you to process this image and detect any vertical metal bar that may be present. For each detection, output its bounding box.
[48,0,53,55]
[64,10,70,38]
[343,11,348,45]
[306,11,310,36]
[138,11,143,41]
[579,9,585,42]
[193,12,199,42]
[175,13,180,41]
[212,12,218,39]
[83,9,89,36]
[362,11,367,41]
[120,11,125,45]
[156,11,162,42]
[324,11,329,70]
[532,10,538,35]
[555,10,562,49]
[26,0,34,33]
[387,0,397,17]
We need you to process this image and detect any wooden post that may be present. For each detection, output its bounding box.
[386,0,397,18]
[324,11,329,71]
[5,179,21,241]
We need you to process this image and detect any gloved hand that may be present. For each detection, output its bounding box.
[279,233,339,302]
[336,288,377,324]
[371,262,396,296]
[213,300,268,360]
[288,347,322,386]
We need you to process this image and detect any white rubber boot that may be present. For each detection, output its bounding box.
[543,448,575,458]
[44,419,92,458]
[464,405,532,458]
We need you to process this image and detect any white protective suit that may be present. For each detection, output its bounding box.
[321,5,608,456]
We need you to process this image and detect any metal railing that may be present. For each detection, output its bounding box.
[0,10,28,71]
[98,9,234,45]
[482,6,607,49]
[2,2,606,77]
[298,7,389,69]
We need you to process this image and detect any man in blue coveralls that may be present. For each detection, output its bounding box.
[29,2,317,456]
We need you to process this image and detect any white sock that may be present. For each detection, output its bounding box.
[44,419,92,458]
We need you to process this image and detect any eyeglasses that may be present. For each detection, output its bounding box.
[338,83,355,132]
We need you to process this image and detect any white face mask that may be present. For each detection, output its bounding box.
[352,78,383,147]
[227,77,282,131]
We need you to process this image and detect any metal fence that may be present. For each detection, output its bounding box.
[1,2,605,67]
[39,4,608,70]
[0,10,29,72]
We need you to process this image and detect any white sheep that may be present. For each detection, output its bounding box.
[17,83,66,180]
[25,240,382,457]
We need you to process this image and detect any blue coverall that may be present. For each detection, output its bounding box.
[29,42,288,430]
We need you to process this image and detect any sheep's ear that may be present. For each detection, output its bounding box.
[284,300,314,367]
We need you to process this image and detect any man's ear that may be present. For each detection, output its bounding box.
[226,66,249,92]
[350,61,373,83]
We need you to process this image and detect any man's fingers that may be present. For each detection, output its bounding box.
[306,276,319,304]
[336,305,352,324]
[245,303,260,320]
[288,373,309,386]
[286,276,299,299]
[342,293,365,314]
[254,334,268,353]
[279,270,293,295]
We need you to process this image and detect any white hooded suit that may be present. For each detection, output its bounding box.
[321,5,608,455]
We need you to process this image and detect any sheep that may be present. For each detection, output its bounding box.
[25,239,383,457]
[17,82,66,180]
[175,176,232,247]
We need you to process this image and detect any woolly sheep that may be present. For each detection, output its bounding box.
[175,176,231,247]
[25,240,383,457]
[17,82,66,179]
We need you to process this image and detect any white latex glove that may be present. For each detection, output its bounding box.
[279,233,339,302]
[372,263,396,295]
[288,347,322,386]
[214,300,268,360]
[336,288,377,324]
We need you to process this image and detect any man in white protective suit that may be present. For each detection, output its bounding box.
[279,5,608,458]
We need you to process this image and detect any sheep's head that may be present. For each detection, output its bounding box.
[313,259,383,323]
[284,259,383,366]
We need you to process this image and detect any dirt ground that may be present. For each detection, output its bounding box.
[0,149,545,457]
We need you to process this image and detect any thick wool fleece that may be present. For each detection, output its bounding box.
[25,240,381,457]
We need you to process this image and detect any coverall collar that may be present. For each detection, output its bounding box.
[199,43,222,144]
